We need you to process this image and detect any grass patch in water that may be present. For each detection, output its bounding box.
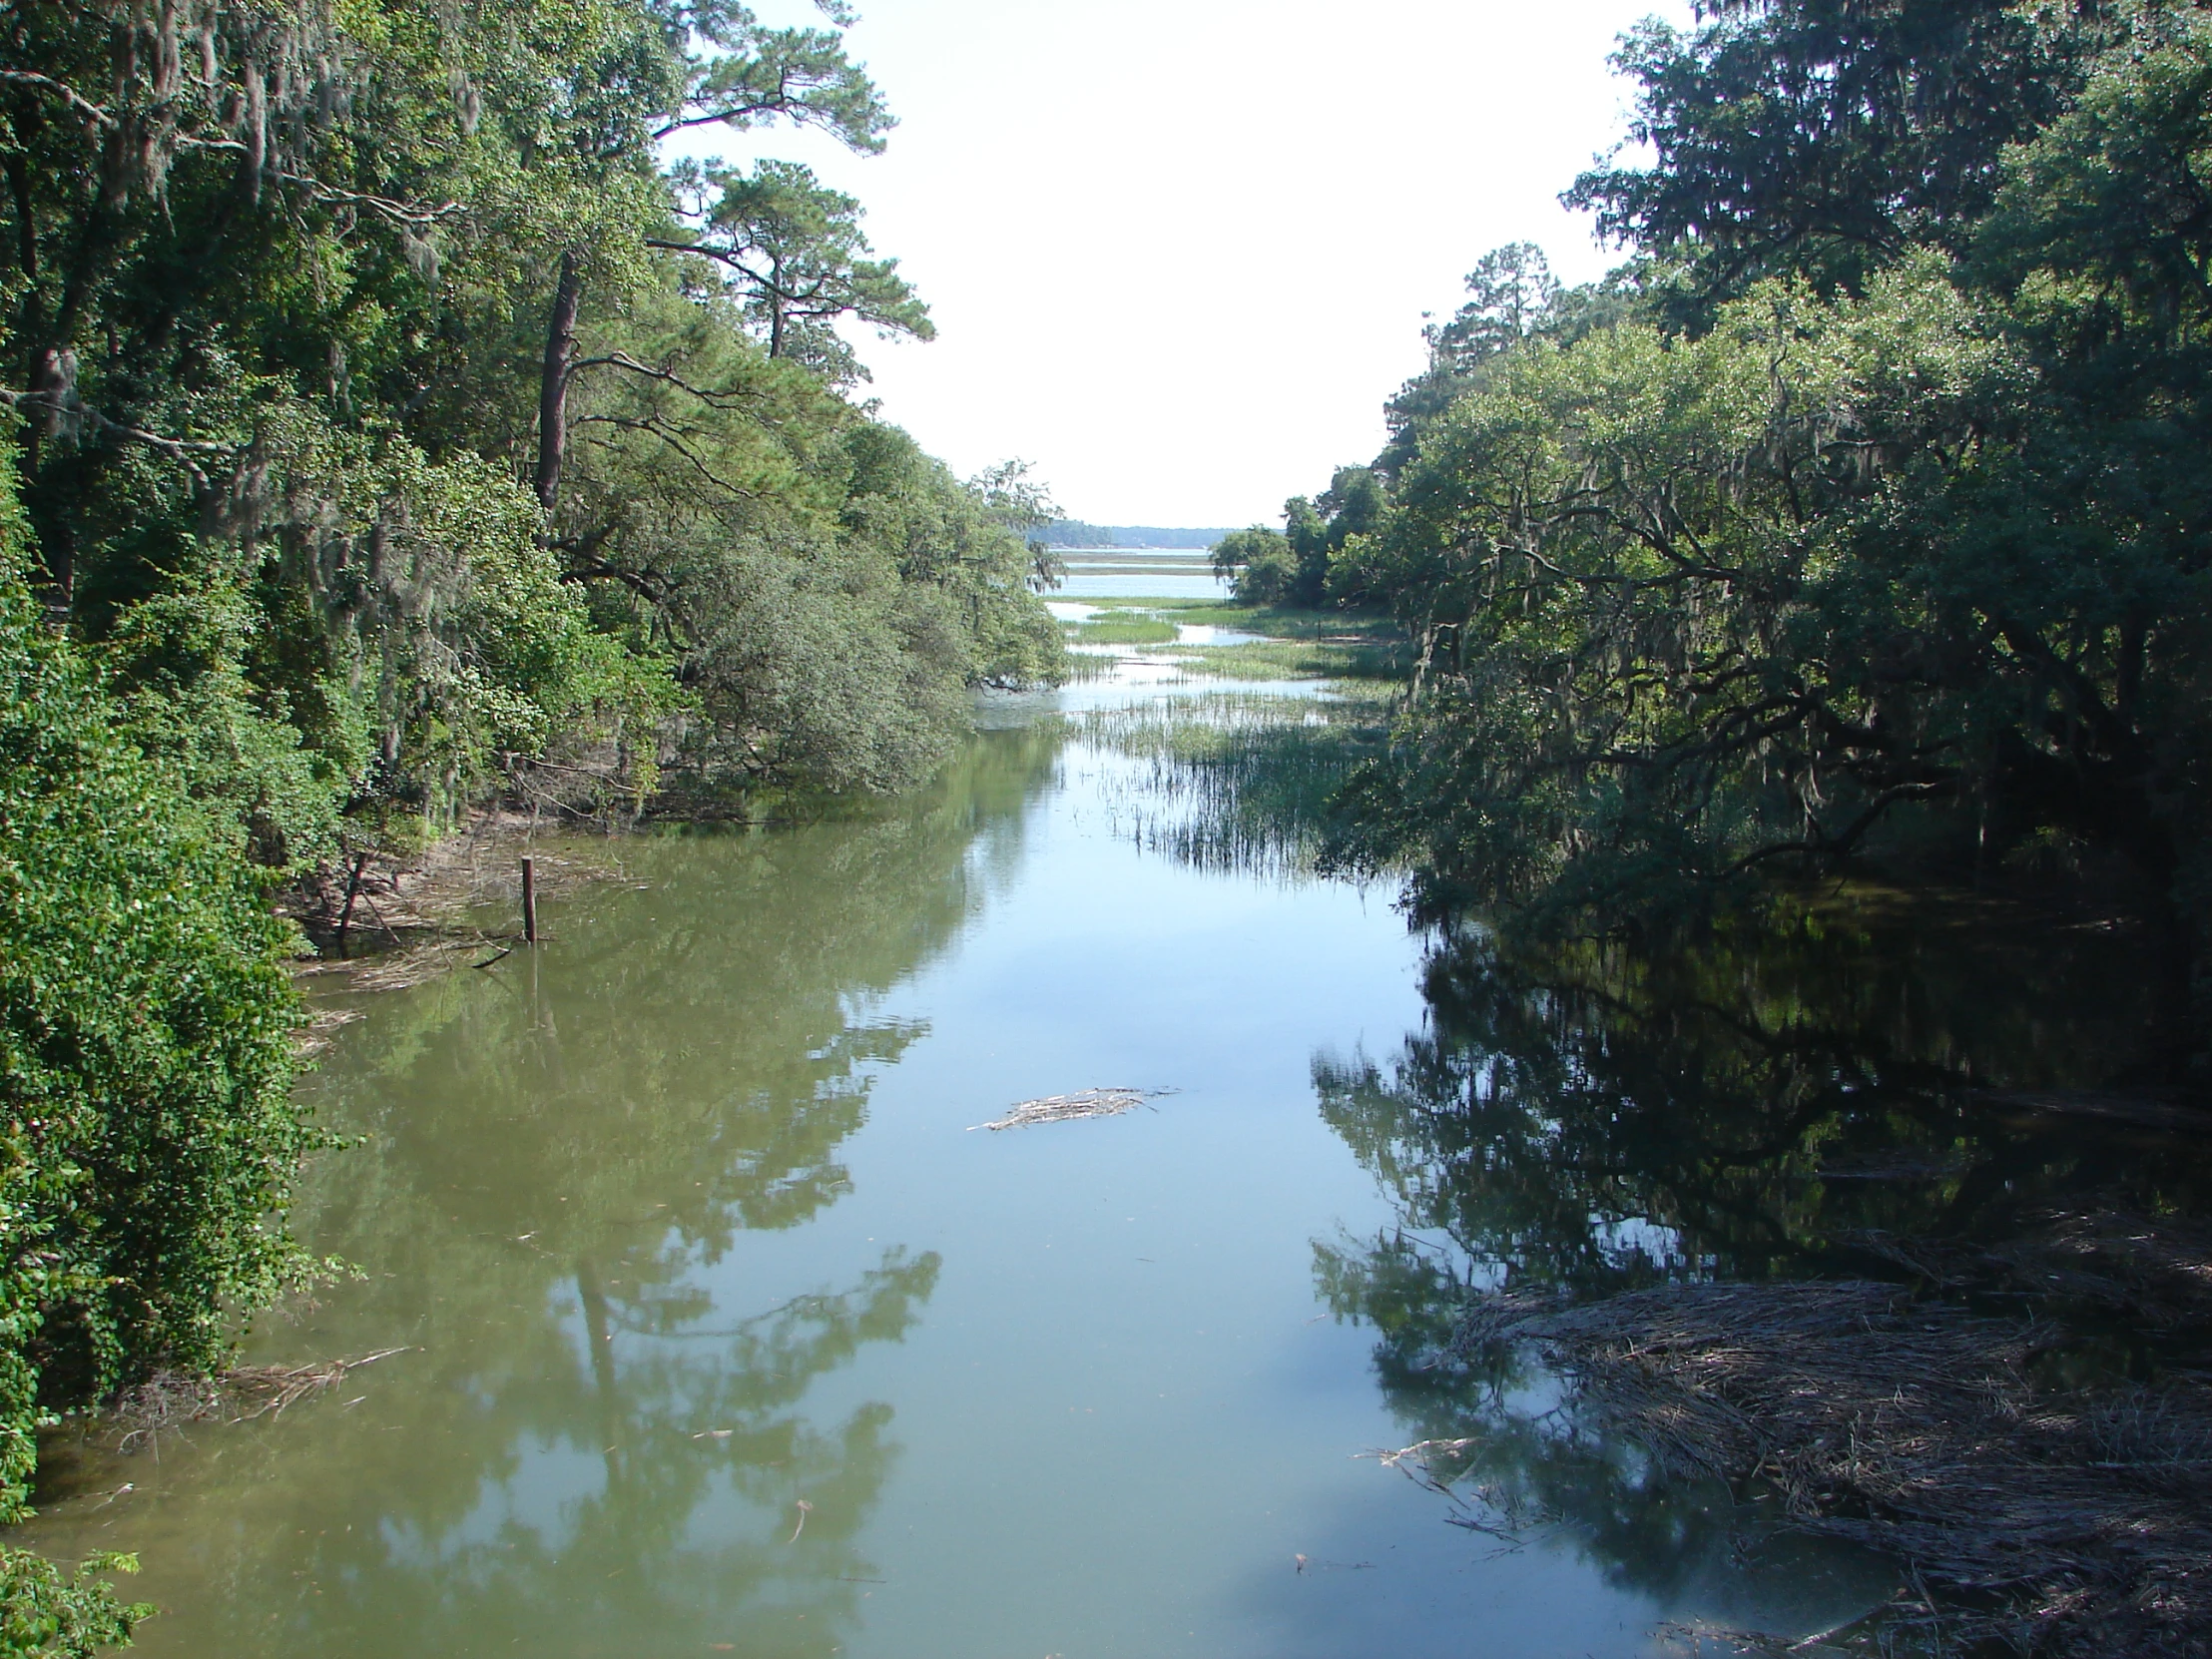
[1051,593,1222,611]
[1058,600,1411,683]
[1168,635,1406,682]
[1142,599,1401,641]
[1082,694,1386,877]
[1068,611,1180,646]
[1058,651,1120,682]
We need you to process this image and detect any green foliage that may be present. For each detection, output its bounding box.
[674,159,934,382]
[0,453,312,1649]
[0,525,316,1426]
[1311,0,2212,1044]
[0,1549,149,1659]
[1211,470,1386,609]
[0,0,1059,859]
[1562,0,2107,303]
[0,4,1057,1652]
[1209,527,1296,604]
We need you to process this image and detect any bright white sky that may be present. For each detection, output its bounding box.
[682,0,1691,527]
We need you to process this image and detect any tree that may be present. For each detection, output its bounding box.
[1562,0,2106,303]
[1425,243,1562,371]
[968,458,1067,591]
[1210,526,1295,603]
[0,454,303,1647]
[0,1,1068,1647]
[529,7,894,518]
[1311,3,2212,1054]
[0,0,1059,839]
[658,160,933,383]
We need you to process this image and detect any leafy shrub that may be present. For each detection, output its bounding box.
[0,457,316,1649]
[0,1549,147,1658]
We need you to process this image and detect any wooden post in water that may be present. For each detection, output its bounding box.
[521,855,538,944]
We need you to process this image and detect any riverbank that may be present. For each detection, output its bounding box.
[1440,1204,2212,1656]
[280,596,1405,980]
[42,600,2207,1659]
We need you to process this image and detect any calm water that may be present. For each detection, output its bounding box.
[1056,546,1231,600]
[32,655,2181,1658]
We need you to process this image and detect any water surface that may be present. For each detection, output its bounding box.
[26,663,1953,1657]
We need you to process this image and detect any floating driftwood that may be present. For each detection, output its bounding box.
[969,1087,1173,1132]
[104,1348,414,1454]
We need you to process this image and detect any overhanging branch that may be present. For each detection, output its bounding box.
[0,387,221,489]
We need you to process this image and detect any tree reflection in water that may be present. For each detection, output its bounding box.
[27,723,1066,1659]
[1314,896,2212,1627]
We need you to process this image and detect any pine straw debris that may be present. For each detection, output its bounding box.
[1848,1208,2212,1354]
[101,1348,412,1454]
[969,1087,1174,1131]
[1455,1278,2212,1656]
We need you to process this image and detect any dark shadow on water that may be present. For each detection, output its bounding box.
[1311,890,2212,1643]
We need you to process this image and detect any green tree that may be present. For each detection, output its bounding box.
[0,0,1058,843]
[1318,2,2212,1051]
[1562,0,2107,302]
[659,160,933,383]
[0,453,305,1646]
[1209,526,1295,604]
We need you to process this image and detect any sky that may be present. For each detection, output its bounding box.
[681,0,1693,528]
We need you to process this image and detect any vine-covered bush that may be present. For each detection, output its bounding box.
[0,457,314,1647]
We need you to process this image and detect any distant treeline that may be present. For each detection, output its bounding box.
[1037,522,1234,550]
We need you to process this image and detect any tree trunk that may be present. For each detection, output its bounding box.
[534,250,582,513]
[767,253,785,358]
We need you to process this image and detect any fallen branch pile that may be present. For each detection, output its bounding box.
[103,1349,413,1454]
[284,810,626,994]
[1457,1257,2212,1655]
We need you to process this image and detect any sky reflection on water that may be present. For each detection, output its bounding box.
[21,660,2076,1657]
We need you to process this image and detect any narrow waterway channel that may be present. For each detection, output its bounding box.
[28,638,2167,1658]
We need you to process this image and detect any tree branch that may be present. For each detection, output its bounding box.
[0,70,115,128]
[568,350,757,409]
[558,559,666,603]
[171,139,459,225]
[0,387,219,488]
[1723,780,1955,873]
[572,413,760,499]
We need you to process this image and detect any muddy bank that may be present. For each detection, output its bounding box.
[282,812,628,983]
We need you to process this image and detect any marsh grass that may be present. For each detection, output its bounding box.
[1187,602,1398,641]
[1060,600,1411,683]
[1080,694,1385,877]
[1068,612,1181,646]
[1050,593,1214,610]
[1058,651,1120,682]
[1167,635,1407,682]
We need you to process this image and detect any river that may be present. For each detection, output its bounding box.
[24,634,2182,1658]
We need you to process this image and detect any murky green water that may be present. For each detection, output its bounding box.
[23,657,2188,1658]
